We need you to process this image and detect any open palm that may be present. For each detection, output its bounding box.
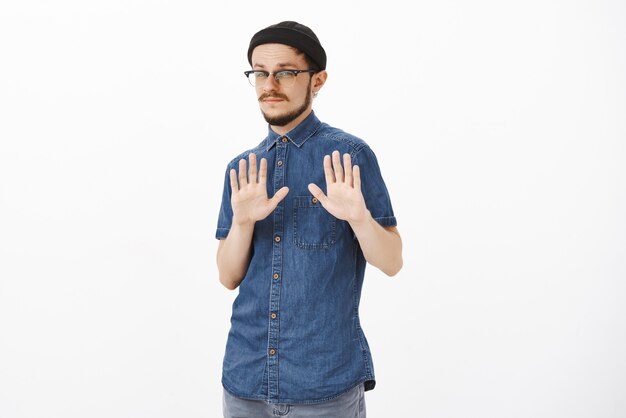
[307,151,368,224]
[230,153,289,225]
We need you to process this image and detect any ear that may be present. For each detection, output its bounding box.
[313,70,328,92]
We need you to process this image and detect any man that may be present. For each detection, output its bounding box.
[215,21,402,417]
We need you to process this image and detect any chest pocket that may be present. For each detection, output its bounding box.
[293,196,337,249]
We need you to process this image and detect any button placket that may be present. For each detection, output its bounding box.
[267,139,287,402]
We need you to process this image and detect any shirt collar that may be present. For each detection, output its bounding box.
[264,111,322,151]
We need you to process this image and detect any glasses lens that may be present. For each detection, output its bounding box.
[275,71,296,87]
[248,72,265,87]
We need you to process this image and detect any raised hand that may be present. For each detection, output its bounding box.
[230,153,289,226]
[307,150,368,224]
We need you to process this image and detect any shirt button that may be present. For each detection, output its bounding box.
[277,160,283,167]
[281,137,288,143]
[271,313,277,319]
[269,348,276,356]
[274,235,281,243]
[311,197,318,204]
[273,273,279,280]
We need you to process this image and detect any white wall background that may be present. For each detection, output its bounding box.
[1,1,625,417]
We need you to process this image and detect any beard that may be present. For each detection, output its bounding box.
[259,85,312,127]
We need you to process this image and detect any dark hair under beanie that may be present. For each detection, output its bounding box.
[247,21,327,71]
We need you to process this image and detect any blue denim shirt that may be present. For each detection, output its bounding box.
[216,111,397,404]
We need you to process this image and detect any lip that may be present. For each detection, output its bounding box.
[262,98,284,103]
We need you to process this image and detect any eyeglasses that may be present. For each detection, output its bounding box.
[244,69,316,87]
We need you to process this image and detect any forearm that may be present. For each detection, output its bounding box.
[349,212,403,276]
[216,221,255,290]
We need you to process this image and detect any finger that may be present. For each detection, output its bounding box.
[270,186,289,206]
[332,150,344,183]
[323,155,335,184]
[258,158,267,185]
[229,168,239,191]
[343,153,353,187]
[353,165,361,192]
[238,158,248,186]
[307,183,328,205]
[248,153,257,183]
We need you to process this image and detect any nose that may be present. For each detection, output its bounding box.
[262,73,279,92]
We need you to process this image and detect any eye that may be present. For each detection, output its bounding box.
[255,71,269,79]
[275,71,295,80]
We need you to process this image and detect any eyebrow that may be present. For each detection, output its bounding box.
[253,62,300,70]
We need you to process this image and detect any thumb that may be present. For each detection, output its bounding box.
[307,183,327,204]
[270,186,289,206]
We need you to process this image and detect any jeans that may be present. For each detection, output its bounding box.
[222,383,366,418]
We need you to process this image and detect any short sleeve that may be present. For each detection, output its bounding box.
[215,165,233,239]
[353,146,397,227]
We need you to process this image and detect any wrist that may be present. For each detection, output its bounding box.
[232,215,256,229]
[348,209,372,230]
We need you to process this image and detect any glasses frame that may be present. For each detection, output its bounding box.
[244,69,317,87]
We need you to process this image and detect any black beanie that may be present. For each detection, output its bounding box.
[247,21,327,71]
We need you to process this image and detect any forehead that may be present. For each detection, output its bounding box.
[250,43,307,69]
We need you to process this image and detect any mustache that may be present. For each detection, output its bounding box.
[258,93,289,102]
